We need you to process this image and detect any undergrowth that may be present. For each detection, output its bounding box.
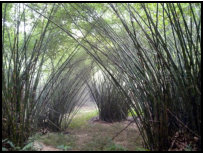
[81,136,128,151]
[68,109,98,129]
[39,132,76,150]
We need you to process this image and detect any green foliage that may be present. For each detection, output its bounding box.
[82,136,127,151]
[2,3,57,147]
[2,139,36,151]
[73,3,201,150]
[39,133,76,148]
[128,109,138,117]
[2,147,8,151]
[135,147,150,151]
[37,47,93,131]
[89,71,129,122]
[183,144,193,151]
[7,141,15,148]
[68,109,98,129]
[104,143,127,151]
[56,144,72,151]
[21,142,34,151]
[2,2,201,151]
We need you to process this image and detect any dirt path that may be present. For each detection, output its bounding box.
[68,119,142,151]
[33,119,141,151]
[33,141,62,151]
[32,105,142,151]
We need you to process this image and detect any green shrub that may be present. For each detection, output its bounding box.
[2,139,36,151]
[39,133,75,148]
[89,72,129,122]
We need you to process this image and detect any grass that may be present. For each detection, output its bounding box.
[68,107,137,127]
[68,109,98,129]
[68,107,138,128]
[32,107,144,151]
[81,135,128,151]
[68,108,143,151]
[128,109,137,117]
[38,132,76,150]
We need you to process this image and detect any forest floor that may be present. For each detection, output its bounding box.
[32,105,144,151]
